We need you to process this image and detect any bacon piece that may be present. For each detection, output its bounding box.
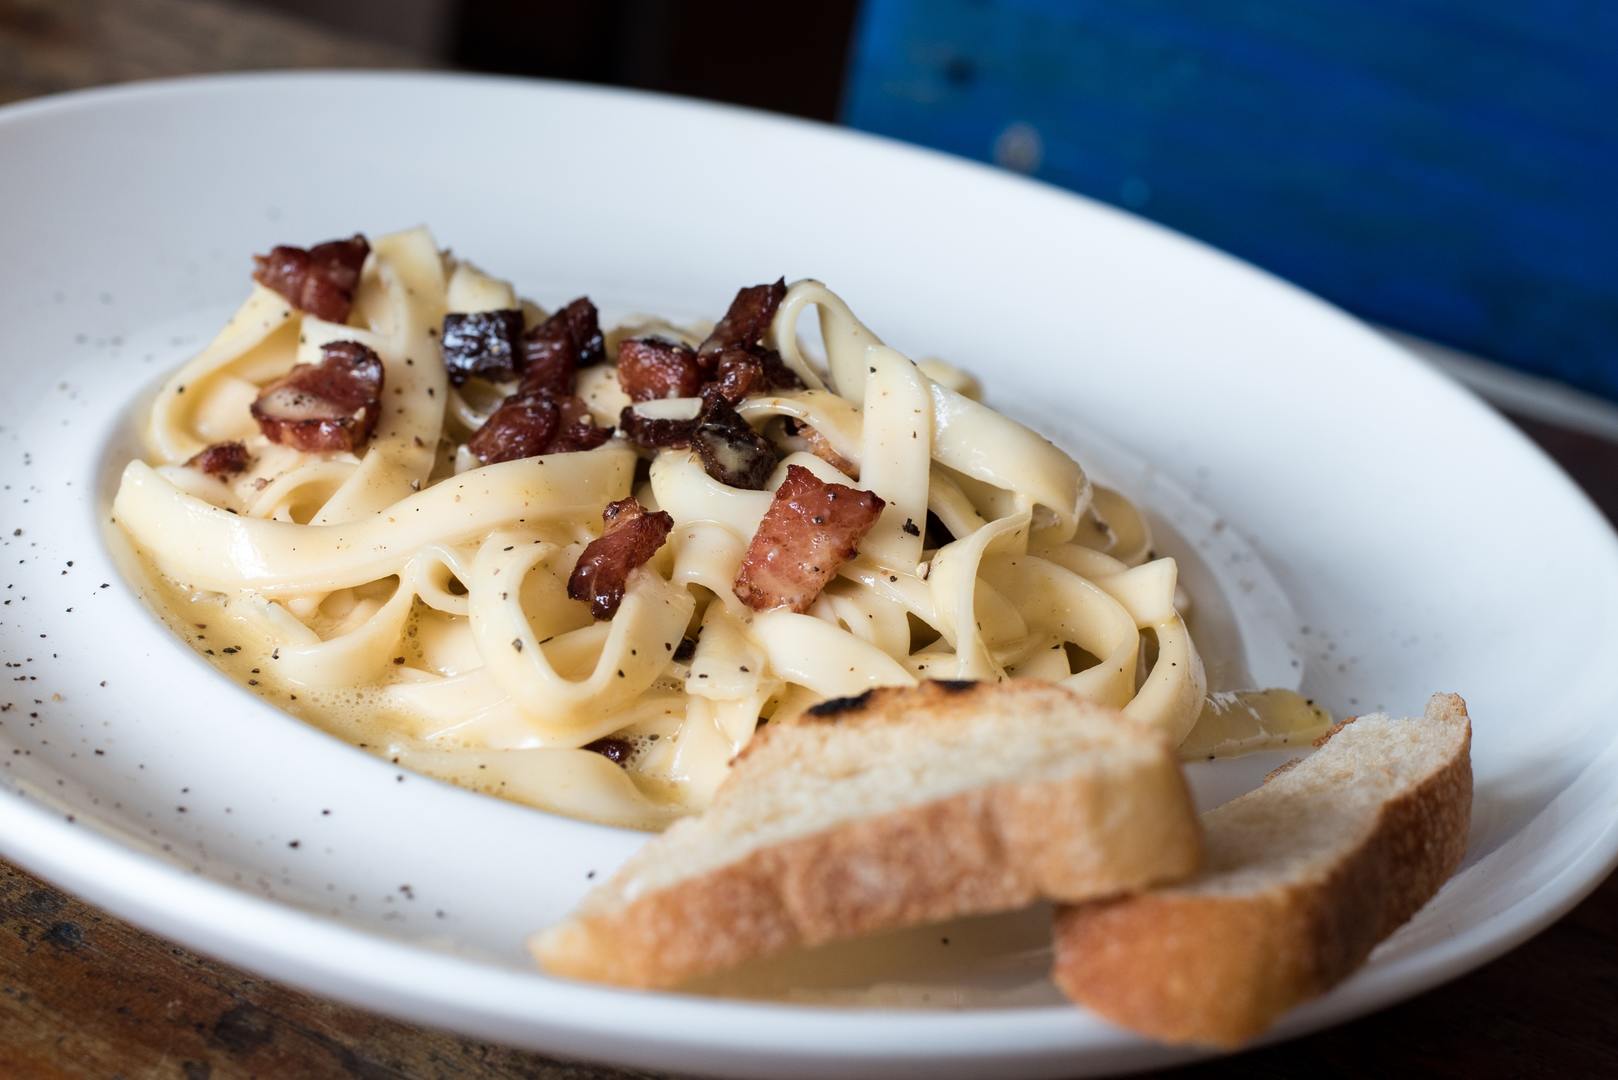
[519,337,575,397]
[466,392,612,464]
[251,341,384,453]
[251,235,370,324]
[617,337,707,402]
[733,464,885,613]
[441,309,524,385]
[551,396,614,451]
[184,441,250,477]
[691,393,777,489]
[520,297,604,396]
[616,392,778,486]
[708,344,803,404]
[553,296,607,369]
[468,393,557,464]
[699,279,787,356]
[757,347,805,391]
[549,424,614,453]
[618,404,699,451]
[568,497,675,619]
[709,349,763,403]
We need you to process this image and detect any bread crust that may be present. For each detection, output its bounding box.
[1051,692,1473,1047]
[533,681,1202,988]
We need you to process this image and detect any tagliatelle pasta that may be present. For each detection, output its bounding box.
[112,226,1322,829]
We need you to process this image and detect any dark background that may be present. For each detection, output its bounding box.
[6,0,1615,401]
[250,0,1618,403]
[262,0,859,120]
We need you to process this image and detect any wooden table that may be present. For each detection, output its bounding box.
[4,2,1616,1076]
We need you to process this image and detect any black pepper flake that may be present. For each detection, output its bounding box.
[288,840,301,849]
[902,518,921,537]
[511,638,523,652]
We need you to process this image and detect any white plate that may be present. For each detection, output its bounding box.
[2,73,1616,1079]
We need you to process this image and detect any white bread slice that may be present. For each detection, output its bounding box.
[532,680,1202,988]
[1052,692,1472,1047]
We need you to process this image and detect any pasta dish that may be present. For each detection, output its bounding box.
[111,227,1318,829]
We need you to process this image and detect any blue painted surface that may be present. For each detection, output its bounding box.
[843,0,1618,399]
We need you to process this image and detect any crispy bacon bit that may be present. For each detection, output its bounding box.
[709,349,763,403]
[184,441,250,477]
[519,338,574,397]
[757,347,805,390]
[467,393,555,463]
[553,296,606,369]
[699,278,787,356]
[441,309,524,385]
[616,391,778,486]
[550,417,615,453]
[465,392,612,464]
[733,464,885,613]
[617,337,706,402]
[692,393,777,489]
[708,344,803,404]
[568,497,675,619]
[618,405,699,450]
[251,235,370,324]
[251,341,384,453]
[520,297,604,396]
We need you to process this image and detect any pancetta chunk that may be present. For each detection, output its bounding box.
[617,391,778,487]
[699,278,786,356]
[441,309,525,385]
[691,393,778,490]
[617,337,707,402]
[251,235,370,324]
[708,344,803,403]
[251,341,384,453]
[184,441,250,477]
[567,497,675,619]
[733,464,885,612]
[617,404,699,451]
[466,392,613,464]
[521,297,604,396]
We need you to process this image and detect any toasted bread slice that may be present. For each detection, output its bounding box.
[1052,692,1472,1047]
[532,680,1202,988]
